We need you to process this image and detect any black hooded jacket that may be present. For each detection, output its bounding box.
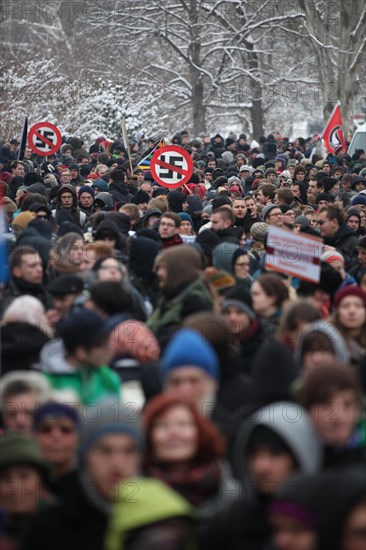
[53,184,86,227]
[1,322,50,373]
[128,237,162,308]
[324,222,358,269]
[209,134,226,158]
[108,182,132,206]
[22,472,109,550]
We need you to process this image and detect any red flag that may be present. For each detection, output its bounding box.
[321,103,347,154]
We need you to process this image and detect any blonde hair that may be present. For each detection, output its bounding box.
[148,196,168,212]
[0,371,51,409]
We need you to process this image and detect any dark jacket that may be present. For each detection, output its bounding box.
[203,402,322,550]
[108,182,132,206]
[0,278,53,318]
[1,322,50,374]
[128,237,162,308]
[209,134,226,158]
[21,472,109,550]
[147,277,212,348]
[236,320,267,376]
[215,226,241,243]
[324,223,358,269]
[53,184,86,227]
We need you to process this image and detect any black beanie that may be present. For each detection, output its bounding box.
[212,195,231,211]
[246,425,297,461]
[323,177,338,193]
[132,189,150,205]
[24,172,40,186]
[225,284,252,308]
[316,192,331,205]
[57,222,83,237]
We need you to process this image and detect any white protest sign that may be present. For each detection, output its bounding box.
[265,226,323,283]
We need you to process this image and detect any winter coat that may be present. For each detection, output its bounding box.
[147,245,212,346]
[209,134,226,158]
[202,402,322,550]
[67,137,89,159]
[145,461,240,531]
[105,478,195,550]
[38,339,121,405]
[22,472,110,550]
[349,262,366,284]
[235,320,268,375]
[128,237,162,308]
[108,182,132,206]
[212,242,238,274]
[147,277,212,348]
[324,223,358,269]
[52,184,87,227]
[0,277,53,318]
[215,226,241,243]
[1,322,50,374]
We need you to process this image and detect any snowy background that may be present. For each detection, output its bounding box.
[1,0,365,142]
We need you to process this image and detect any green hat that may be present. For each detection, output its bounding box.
[0,432,51,483]
[105,478,195,550]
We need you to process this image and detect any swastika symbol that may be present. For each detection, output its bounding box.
[158,154,185,179]
[34,130,56,149]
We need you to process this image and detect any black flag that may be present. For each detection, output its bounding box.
[17,116,28,160]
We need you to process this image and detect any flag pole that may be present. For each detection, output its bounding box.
[122,115,133,175]
[17,116,28,161]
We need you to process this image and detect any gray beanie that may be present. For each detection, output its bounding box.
[262,203,279,221]
[79,398,142,464]
[250,222,269,242]
[228,176,241,186]
[221,299,255,319]
[221,151,234,164]
[202,204,213,216]
[294,216,311,229]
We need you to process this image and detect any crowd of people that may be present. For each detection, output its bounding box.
[0,129,365,550]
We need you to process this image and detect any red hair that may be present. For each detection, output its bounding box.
[143,393,226,467]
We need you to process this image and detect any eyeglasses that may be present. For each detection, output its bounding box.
[37,215,48,219]
[160,221,176,228]
[269,212,282,217]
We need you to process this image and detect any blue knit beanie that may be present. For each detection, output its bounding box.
[78,185,95,199]
[79,398,143,465]
[178,212,193,225]
[162,328,219,381]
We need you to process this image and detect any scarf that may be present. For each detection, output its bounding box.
[12,276,45,296]
[147,461,222,507]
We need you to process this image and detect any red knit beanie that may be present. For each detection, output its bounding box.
[333,286,366,308]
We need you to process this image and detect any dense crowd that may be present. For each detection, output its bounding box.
[0,130,365,550]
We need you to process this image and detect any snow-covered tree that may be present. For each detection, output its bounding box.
[296,0,366,132]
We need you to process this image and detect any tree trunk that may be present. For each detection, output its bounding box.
[244,40,264,138]
[188,0,206,134]
[251,97,264,139]
[191,76,206,135]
